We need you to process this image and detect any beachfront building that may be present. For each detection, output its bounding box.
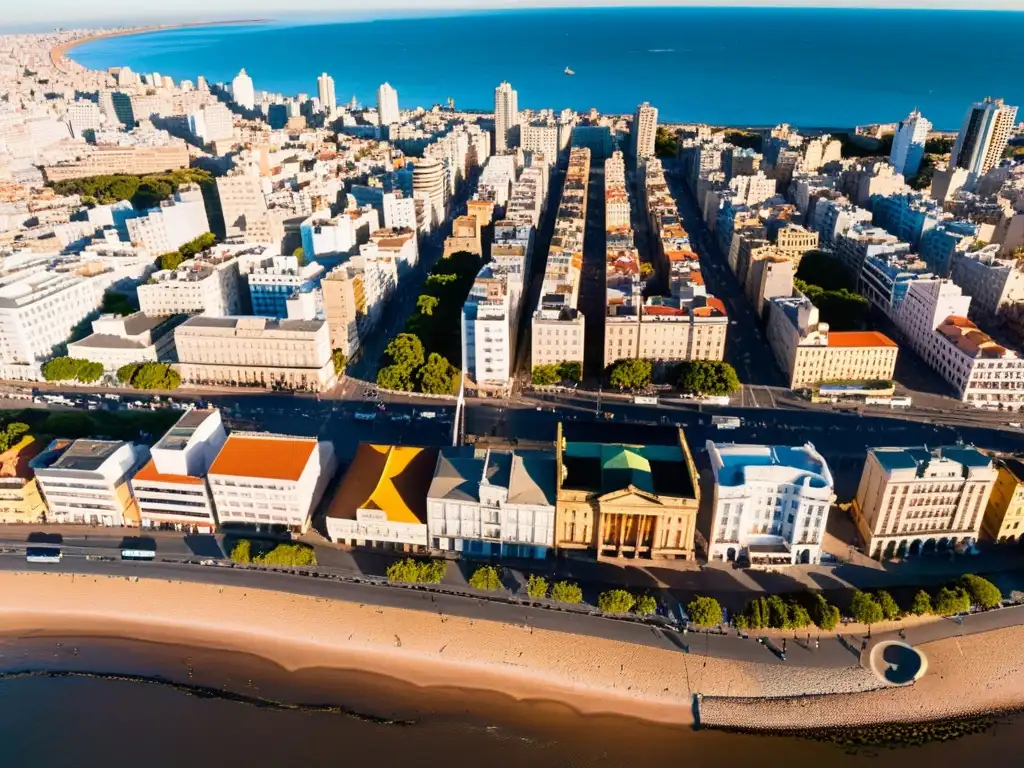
[207,433,335,534]
[325,444,437,550]
[951,97,1018,181]
[231,69,255,110]
[30,439,148,527]
[0,435,47,524]
[982,458,1024,544]
[426,448,557,559]
[131,410,227,533]
[553,424,700,560]
[706,441,836,567]
[852,446,997,559]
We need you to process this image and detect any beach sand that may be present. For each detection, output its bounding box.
[1,570,1022,730]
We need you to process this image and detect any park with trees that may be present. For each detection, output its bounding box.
[794,251,868,331]
[41,356,104,384]
[677,360,741,396]
[158,232,217,271]
[51,168,213,210]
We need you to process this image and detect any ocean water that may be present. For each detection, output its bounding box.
[68,8,1024,129]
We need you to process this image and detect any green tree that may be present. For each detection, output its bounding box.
[426,272,458,289]
[385,558,447,584]
[850,591,884,627]
[126,362,180,390]
[77,361,104,384]
[550,580,583,604]
[532,364,560,386]
[609,358,653,390]
[252,542,317,566]
[229,539,252,564]
[809,594,841,630]
[959,574,1002,609]
[133,178,174,209]
[556,360,582,383]
[292,246,305,265]
[598,589,636,614]
[377,364,414,391]
[677,360,741,396]
[178,232,216,259]
[41,356,104,383]
[654,126,679,159]
[925,136,955,155]
[934,586,971,616]
[0,422,31,453]
[417,352,459,395]
[331,349,347,376]
[765,595,791,628]
[101,291,136,316]
[416,294,440,317]
[525,574,549,600]
[634,594,658,616]
[795,251,854,292]
[875,590,901,621]
[789,601,813,629]
[468,565,502,591]
[159,251,185,271]
[910,590,933,616]
[687,596,723,627]
[796,280,869,332]
[384,333,425,371]
[418,559,448,584]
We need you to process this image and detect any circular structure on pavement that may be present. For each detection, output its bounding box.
[870,640,928,685]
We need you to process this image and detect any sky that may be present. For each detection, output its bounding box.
[5,0,1024,29]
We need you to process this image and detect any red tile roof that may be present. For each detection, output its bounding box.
[208,434,317,481]
[827,331,898,348]
[133,459,204,486]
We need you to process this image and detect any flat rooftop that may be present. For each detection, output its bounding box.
[208,433,317,481]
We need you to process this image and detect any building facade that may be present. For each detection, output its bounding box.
[982,458,1024,544]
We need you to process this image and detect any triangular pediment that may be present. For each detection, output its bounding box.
[596,484,663,504]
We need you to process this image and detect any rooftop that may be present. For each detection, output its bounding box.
[328,444,437,524]
[208,433,317,481]
[154,409,218,451]
[827,331,898,348]
[872,445,992,476]
[132,458,205,486]
[710,442,831,489]
[42,439,123,472]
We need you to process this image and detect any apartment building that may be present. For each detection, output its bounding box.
[774,224,820,263]
[859,251,933,319]
[951,97,1018,180]
[443,215,483,258]
[322,262,367,359]
[137,246,244,317]
[42,143,189,181]
[919,220,979,276]
[300,207,380,264]
[870,192,943,249]
[494,81,519,154]
[852,445,996,559]
[811,198,872,249]
[463,262,520,390]
[174,315,336,391]
[426,447,556,559]
[707,441,836,566]
[131,409,226,533]
[894,279,1024,408]
[982,458,1024,543]
[325,444,437,550]
[554,424,700,560]
[241,252,324,318]
[890,109,932,178]
[629,102,658,162]
[207,432,335,533]
[835,223,913,280]
[0,435,47,524]
[743,246,795,317]
[31,439,148,527]
[67,311,177,371]
[217,170,283,246]
[362,227,419,271]
[767,295,899,389]
[475,154,517,211]
[506,164,548,228]
[949,244,1024,319]
[124,185,210,255]
[521,122,559,164]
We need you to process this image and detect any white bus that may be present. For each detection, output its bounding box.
[26,546,62,563]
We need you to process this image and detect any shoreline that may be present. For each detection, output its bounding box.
[2,571,1024,736]
[49,19,270,74]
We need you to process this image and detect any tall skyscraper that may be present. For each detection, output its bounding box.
[317,72,336,115]
[889,109,932,178]
[377,82,400,127]
[951,97,1018,179]
[630,102,658,162]
[231,68,255,111]
[494,81,519,153]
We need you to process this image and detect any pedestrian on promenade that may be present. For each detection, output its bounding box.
[782,638,787,654]
[815,636,820,649]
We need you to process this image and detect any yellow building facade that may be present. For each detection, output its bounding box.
[0,436,47,524]
[982,458,1024,543]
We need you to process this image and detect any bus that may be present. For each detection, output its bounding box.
[121,537,156,561]
[712,415,741,429]
[121,549,156,561]
[633,396,659,406]
[26,546,62,563]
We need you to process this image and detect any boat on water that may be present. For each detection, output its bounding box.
[564,67,575,76]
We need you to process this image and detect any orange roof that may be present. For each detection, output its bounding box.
[827,331,898,348]
[666,249,699,262]
[132,458,205,486]
[208,434,317,481]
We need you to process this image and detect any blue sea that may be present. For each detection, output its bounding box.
[70,8,1024,129]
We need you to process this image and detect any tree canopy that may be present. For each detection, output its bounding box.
[959,574,1001,609]
[50,168,213,209]
[385,558,447,584]
[677,360,740,395]
[909,590,933,616]
[795,251,854,292]
[934,586,971,616]
[229,539,317,566]
[468,565,502,591]
[384,333,425,371]
[875,590,901,621]
[41,356,104,384]
[418,353,460,395]
[597,589,636,614]
[100,291,136,317]
[654,126,679,159]
[687,596,723,627]
[331,349,347,376]
[0,422,31,453]
[795,280,869,331]
[159,232,216,271]
[849,591,884,626]
[116,362,180,390]
[609,358,652,390]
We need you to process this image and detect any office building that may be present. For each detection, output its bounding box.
[231,68,255,110]
[31,439,147,527]
[325,444,437,550]
[317,72,336,114]
[951,97,1018,180]
[852,446,996,559]
[427,448,556,559]
[300,207,380,264]
[137,246,244,317]
[377,82,400,127]
[522,122,559,164]
[554,424,700,560]
[43,143,189,181]
[131,409,227,533]
[629,102,658,162]
[174,315,335,391]
[208,432,335,533]
[494,81,519,153]
[707,441,836,566]
[322,262,366,359]
[982,458,1024,543]
[889,109,932,178]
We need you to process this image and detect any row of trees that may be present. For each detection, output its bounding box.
[377,250,483,395]
[116,362,181,390]
[41,356,104,384]
[603,358,741,396]
[158,232,217,271]
[794,251,868,332]
[731,593,840,631]
[229,540,318,567]
[531,361,582,386]
[386,558,449,584]
[848,575,1002,627]
[51,168,213,210]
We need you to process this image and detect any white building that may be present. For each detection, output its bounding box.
[31,439,148,527]
[630,102,658,162]
[137,246,244,317]
[476,154,518,211]
[890,109,932,178]
[494,81,519,153]
[707,441,836,567]
[300,207,380,263]
[377,82,400,127]
[188,103,234,144]
[66,312,176,371]
[412,157,446,229]
[231,69,255,111]
[521,123,559,164]
[207,432,335,533]
[125,184,210,255]
[217,170,281,245]
[317,72,336,115]
[462,263,519,389]
[131,409,227,533]
[427,448,557,559]
[66,100,104,138]
[382,192,417,231]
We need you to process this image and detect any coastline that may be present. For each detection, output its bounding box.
[49,20,270,74]
[2,571,1024,735]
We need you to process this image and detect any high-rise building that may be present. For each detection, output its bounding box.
[951,97,1018,180]
[412,157,447,229]
[231,68,255,111]
[889,109,932,178]
[494,81,519,153]
[317,72,336,114]
[629,102,658,162]
[377,82,400,127]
